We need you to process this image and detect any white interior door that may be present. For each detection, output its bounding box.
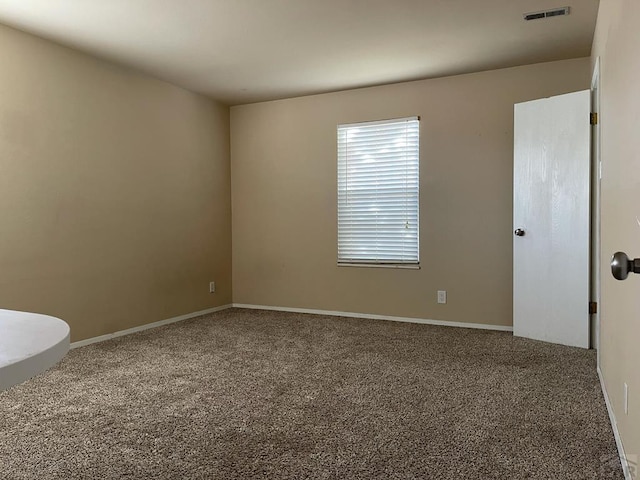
[513,90,590,348]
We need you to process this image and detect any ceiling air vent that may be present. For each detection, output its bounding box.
[524,6,570,21]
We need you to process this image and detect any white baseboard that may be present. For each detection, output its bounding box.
[598,366,633,480]
[70,302,511,349]
[70,304,233,349]
[232,303,513,332]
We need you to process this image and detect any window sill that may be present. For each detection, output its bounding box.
[337,263,420,270]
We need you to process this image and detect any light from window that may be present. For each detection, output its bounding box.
[337,116,419,266]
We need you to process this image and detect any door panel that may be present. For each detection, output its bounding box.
[513,90,590,348]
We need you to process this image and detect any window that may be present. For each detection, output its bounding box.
[337,116,420,266]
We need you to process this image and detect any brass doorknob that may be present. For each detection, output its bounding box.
[611,251,640,280]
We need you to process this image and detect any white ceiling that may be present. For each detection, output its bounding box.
[0,0,599,105]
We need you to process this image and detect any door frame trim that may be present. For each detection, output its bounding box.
[591,57,602,360]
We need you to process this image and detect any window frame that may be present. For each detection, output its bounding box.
[336,116,420,268]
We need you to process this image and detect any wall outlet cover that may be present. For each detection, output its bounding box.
[437,290,447,304]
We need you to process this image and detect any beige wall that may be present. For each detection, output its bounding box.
[231,58,590,327]
[0,24,232,342]
[592,0,640,471]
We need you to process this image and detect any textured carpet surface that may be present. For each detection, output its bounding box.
[0,308,623,479]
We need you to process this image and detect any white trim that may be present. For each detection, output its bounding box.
[232,303,513,332]
[598,367,633,480]
[70,304,233,349]
[591,56,601,90]
[69,302,512,349]
[337,263,420,270]
[591,56,602,365]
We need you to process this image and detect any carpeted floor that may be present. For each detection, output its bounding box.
[0,308,623,479]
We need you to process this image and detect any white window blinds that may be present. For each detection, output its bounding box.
[337,116,420,265]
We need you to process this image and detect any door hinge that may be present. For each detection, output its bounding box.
[590,112,598,125]
[589,301,598,314]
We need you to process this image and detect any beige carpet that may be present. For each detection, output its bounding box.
[0,308,623,479]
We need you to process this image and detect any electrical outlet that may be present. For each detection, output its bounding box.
[624,383,629,415]
[437,290,447,304]
[209,281,216,293]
